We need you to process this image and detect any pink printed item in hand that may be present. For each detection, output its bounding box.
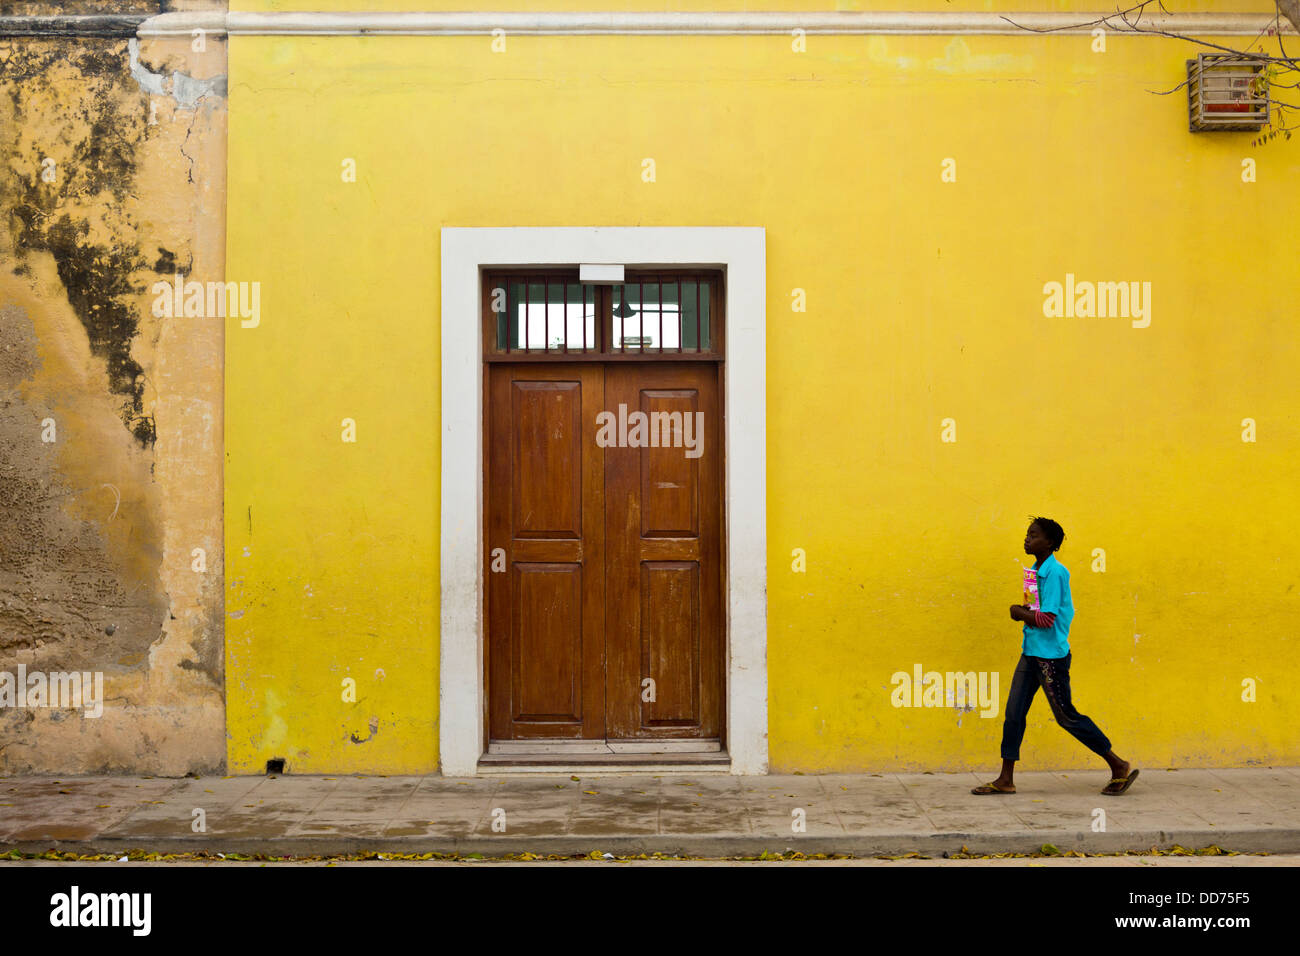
[1022,566,1040,611]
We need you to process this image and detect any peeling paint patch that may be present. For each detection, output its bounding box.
[127,37,226,108]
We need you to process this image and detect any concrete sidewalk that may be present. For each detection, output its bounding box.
[2,767,1298,857]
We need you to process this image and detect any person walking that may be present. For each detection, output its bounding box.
[972,518,1139,796]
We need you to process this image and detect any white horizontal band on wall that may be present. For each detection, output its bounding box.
[137,11,1296,39]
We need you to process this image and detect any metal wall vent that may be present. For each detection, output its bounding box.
[1188,54,1270,131]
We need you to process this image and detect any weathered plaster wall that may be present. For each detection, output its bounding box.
[0,1,227,773]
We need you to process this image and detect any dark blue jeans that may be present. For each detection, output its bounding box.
[1000,652,1112,761]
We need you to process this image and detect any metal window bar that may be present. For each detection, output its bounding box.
[667,280,676,352]
[530,281,542,351]
[657,281,663,353]
[494,283,503,351]
[621,282,628,351]
[700,281,710,350]
[695,281,701,352]
[566,280,585,353]
[551,279,559,350]
[669,280,677,352]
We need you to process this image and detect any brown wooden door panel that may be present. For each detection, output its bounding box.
[604,364,723,740]
[638,389,702,537]
[488,365,605,740]
[512,562,584,721]
[511,380,583,539]
[487,361,722,745]
[640,561,701,728]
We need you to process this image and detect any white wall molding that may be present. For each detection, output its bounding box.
[439,226,768,777]
[139,10,1296,38]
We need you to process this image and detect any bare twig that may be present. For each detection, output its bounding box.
[1002,1,1300,67]
[1003,1,1300,134]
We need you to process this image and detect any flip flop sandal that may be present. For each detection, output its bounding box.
[971,782,1016,795]
[1101,768,1140,796]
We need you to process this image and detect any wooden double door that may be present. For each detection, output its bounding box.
[486,362,723,746]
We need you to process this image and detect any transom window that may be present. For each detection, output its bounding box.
[482,269,723,360]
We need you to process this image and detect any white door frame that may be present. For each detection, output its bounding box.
[439,227,767,775]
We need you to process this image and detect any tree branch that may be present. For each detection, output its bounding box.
[1001,1,1300,67]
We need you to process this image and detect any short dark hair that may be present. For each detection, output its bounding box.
[1031,516,1065,551]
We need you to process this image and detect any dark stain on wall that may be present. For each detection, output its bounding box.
[48,217,156,446]
[3,41,158,446]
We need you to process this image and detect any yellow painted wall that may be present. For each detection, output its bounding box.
[237,1,1275,13]
[226,20,1300,773]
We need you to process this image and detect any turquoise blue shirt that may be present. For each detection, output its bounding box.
[1022,553,1073,659]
